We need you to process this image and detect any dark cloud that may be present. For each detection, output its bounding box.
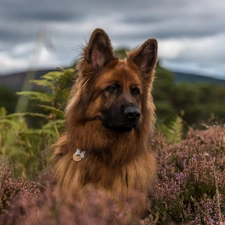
[4,1,95,22]
[0,0,225,77]
[121,10,225,39]
[10,11,80,22]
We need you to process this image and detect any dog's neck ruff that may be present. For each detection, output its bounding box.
[73,149,85,162]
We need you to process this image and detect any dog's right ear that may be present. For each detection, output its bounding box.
[84,28,116,69]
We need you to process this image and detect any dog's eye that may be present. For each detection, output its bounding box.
[106,85,116,93]
[132,88,140,96]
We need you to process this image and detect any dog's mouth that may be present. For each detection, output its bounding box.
[104,122,138,133]
[112,126,134,132]
[89,116,137,132]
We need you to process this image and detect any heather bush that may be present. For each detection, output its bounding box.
[149,125,225,224]
[0,182,157,225]
[0,162,40,216]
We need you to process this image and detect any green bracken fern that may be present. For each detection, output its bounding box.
[0,68,76,178]
[160,114,183,144]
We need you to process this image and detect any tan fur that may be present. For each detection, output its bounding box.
[52,28,158,217]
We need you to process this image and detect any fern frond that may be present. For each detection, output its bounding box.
[168,116,183,144]
[43,119,65,130]
[29,71,64,89]
[17,91,52,103]
[3,112,49,119]
[160,115,183,144]
[41,71,62,81]
[38,105,64,117]
[30,79,53,88]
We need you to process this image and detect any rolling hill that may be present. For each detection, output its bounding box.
[0,68,224,91]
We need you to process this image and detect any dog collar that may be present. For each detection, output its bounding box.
[73,149,85,162]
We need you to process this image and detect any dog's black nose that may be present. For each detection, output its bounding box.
[124,106,140,120]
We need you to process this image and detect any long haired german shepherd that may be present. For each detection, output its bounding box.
[52,28,158,217]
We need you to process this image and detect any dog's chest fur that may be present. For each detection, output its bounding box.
[56,148,155,199]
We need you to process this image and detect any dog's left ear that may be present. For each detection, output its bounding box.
[84,28,116,69]
[128,38,158,79]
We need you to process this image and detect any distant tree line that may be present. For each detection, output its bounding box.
[153,64,225,127]
[0,63,225,128]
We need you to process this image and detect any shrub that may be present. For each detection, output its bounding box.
[150,125,225,224]
[0,162,40,216]
[0,68,75,178]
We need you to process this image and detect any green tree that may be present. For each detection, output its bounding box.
[153,63,176,124]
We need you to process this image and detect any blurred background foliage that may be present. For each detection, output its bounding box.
[1,56,225,129]
[153,62,225,127]
[0,68,75,178]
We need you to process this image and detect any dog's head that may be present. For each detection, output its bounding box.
[69,28,158,133]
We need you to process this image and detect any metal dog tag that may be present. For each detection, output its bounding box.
[73,153,82,161]
[73,149,85,162]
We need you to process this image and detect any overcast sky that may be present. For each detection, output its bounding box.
[1,0,225,79]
